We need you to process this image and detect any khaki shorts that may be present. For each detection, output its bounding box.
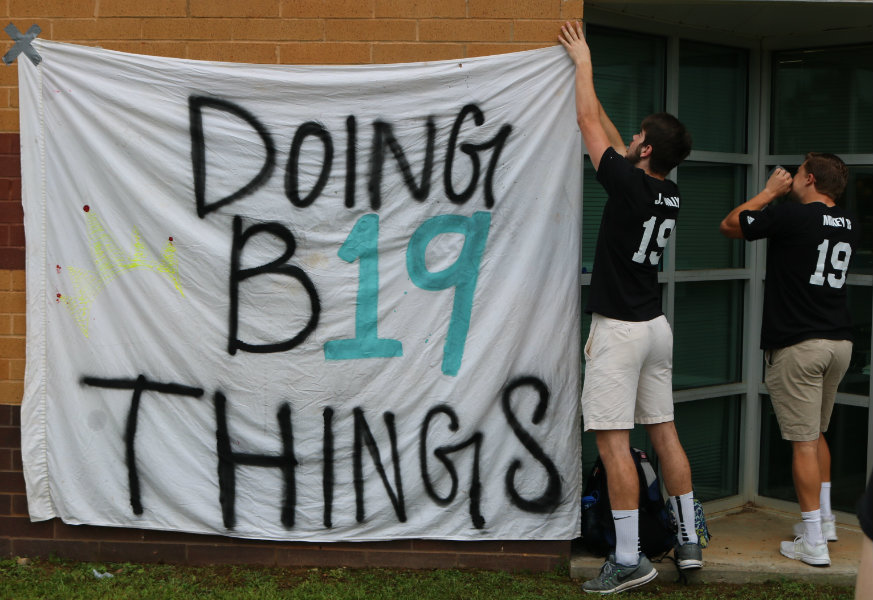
[765,338,853,442]
[580,313,674,431]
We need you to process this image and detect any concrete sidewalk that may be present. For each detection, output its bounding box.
[570,505,862,586]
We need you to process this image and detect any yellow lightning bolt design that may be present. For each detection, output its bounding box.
[57,207,184,337]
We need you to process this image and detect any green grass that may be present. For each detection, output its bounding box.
[0,557,855,599]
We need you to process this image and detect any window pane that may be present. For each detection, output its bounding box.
[673,281,743,389]
[674,396,741,501]
[841,285,872,396]
[587,25,666,138]
[827,404,870,513]
[679,41,748,153]
[675,164,746,269]
[760,398,869,513]
[771,44,873,154]
[758,396,794,502]
[846,166,872,274]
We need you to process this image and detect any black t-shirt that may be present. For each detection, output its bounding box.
[740,201,858,349]
[586,147,681,321]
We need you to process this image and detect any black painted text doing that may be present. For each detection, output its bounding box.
[189,97,513,217]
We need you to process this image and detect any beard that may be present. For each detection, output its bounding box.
[626,143,644,166]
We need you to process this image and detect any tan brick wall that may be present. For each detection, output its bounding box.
[1,0,583,135]
[0,0,584,406]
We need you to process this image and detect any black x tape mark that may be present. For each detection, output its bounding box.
[3,23,42,66]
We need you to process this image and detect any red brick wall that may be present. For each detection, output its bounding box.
[0,0,581,567]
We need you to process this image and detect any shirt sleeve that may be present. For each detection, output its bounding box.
[739,204,788,241]
[595,147,633,198]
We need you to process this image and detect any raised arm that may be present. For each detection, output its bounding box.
[559,21,613,170]
[720,167,792,238]
[598,99,626,156]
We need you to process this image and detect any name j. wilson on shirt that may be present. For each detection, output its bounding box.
[654,193,679,207]
[823,214,852,229]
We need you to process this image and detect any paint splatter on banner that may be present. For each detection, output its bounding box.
[19,40,582,541]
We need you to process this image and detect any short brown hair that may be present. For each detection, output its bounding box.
[640,113,692,176]
[804,152,848,200]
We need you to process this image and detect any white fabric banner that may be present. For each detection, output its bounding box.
[19,39,582,541]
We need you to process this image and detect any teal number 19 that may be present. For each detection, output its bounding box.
[324,211,491,377]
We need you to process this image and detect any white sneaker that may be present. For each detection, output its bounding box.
[792,518,838,542]
[780,535,831,566]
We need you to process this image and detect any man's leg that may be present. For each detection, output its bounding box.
[580,315,658,593]
[581,428,657,595]
[635,316,700,568]
[817,435,832,489]
[792,435,837,541]
[645,421,691,496]
[792,439,822,511]
[646,421,701,568]
[780,437,830,564]
[792,438,826,543]
[766,341,831,565]
[856,535,873,600]
[817,436,835,527]
[595,428,639,567]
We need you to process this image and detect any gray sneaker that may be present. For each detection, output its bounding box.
[674,542,703,570]
[581,553,657,594]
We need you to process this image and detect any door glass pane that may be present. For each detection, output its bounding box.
[827,404,870,513]
[841,285,872,396]
[674,396,740,501]
[758,396,794,502]
[760,398,869,513]
[673,281,743,389]
[846,166,872,274]
[771,44,873,154]
[679,41,748,153]
[675,164,746,269]
[587,25,666,140]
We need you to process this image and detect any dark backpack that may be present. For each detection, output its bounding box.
[580,447,676,558]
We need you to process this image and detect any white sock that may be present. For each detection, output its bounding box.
[670,492,699,545]
[820,482,833,521]
[801,509,825,546]
[612,509,639,566]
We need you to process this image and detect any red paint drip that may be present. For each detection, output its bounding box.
[83,205,90,212]
[56,265,61,273]
[169,236,174,242]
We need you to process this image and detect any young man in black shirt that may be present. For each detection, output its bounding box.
[560,21,700,594]
[721,153,858,567]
